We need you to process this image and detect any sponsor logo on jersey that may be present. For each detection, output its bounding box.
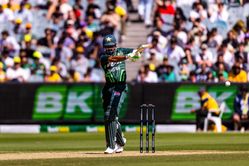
[114,91,121,96]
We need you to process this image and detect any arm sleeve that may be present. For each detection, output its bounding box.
[99,55,108,70]
[100,55,109,64]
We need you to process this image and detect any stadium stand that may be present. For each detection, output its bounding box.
[135,0,249,83]
[0,0,248,84]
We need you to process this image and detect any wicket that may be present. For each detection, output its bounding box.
[140,104,155,153]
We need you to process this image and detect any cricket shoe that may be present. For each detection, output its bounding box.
[116,138,126,153]
[104,144,118,154]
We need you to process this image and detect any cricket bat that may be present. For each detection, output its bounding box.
[136,44,152,53]
[128,44,152,62]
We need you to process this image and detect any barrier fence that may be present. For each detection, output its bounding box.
[0,83,242,124]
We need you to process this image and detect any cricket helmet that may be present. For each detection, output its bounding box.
[103,34,116,48]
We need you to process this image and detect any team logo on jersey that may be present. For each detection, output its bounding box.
[107,62,121,68]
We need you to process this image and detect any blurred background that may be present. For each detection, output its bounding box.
[0,0,249,133]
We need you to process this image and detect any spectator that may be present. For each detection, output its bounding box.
[65,19,78,40]
[174,7,186,24]
[228,62,247,82]
[0,4,14,22]
[68,69,82,82]
[144,36,163,61]
[70,46,89,77]
[90,62,105,82]
[113,0,128,41]
[48,4,64,21]
[100,1,121,39]
[51,57,67,79]
[60,30,76,49]
[165,37,185,65]
[159,63,176,82]
[59,0,73,20]
[174,24,188,45]
[217,72,226,82]
[188,70,197,83]
[223,30,239,49]
[0,30,20,54]
[13,18,24,40]
[147,31,167,52]
[189,2,207,21]
[206,28,223,48]
[184,47,194,65]
[185,36,199,58]
[213,62,228,81]
[145,49,161,68]
[212,54,230,72]
[124,0,135,12]
[15,1,33,23]
[156,57,169,78]
[206,71,215,82]
[29,51,46,82]
[196,63,209,82]
[73,0,84,24]
[136,64,158,83]
[233,20,246,43]
[234,43,249,71]
[155,0,175,16]
[86,14,100,33]
[84,65,103,82]
[20,51,31,76]
[0,0,128,84]
[51,40,72,68]
[22,34,36,58]
[1,49,13,68]
[6,56,29,82]
[209,2,229,23]
[191,87,220,131]
[233,85,249,131]
[82,67,93,82]
[196,43,214,67]
[21,23,36,42]
[86,0,101,19]
[189,18,207,43]
[219,42,234,68]
[45,65,62,82]
[154,0,175,30]
[136,67,146,82]
[179,59,190,81]
[0,61,6,82]
[138,0,153,27]
[37,28,56,49]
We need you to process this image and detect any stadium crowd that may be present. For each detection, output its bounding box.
[136,0,249,83]
[0,0,248,83]
[0,0,131,83]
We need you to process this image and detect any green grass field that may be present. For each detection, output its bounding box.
[0,132,249,166]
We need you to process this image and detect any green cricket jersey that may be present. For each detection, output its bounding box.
[100,48,133,83]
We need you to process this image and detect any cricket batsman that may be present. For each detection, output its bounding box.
[100,34,150,154]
